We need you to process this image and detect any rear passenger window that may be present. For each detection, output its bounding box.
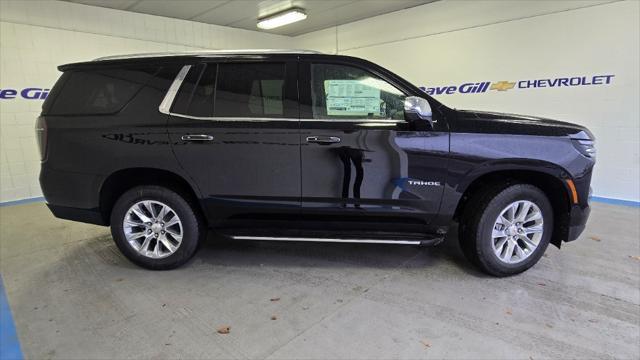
[216,63,285,118]
[171,62,286,118]
[48,67,158,115]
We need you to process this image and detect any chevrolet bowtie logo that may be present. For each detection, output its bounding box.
[490,81,516,91]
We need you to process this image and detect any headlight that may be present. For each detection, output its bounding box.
[572,139,596,159]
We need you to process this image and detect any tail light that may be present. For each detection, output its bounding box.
[35,116,47,161]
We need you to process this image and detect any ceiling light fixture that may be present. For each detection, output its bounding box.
[257,8,307,30]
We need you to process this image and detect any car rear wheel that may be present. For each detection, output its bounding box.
[459,183,553,277]
[110,185,204,270]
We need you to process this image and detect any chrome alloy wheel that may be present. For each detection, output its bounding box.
[491,200,544,264]
[123,200,183,259]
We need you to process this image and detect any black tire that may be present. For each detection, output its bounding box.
[459,183,553,277]
[110,185,204,270]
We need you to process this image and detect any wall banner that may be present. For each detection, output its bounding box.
[420,74,615,96]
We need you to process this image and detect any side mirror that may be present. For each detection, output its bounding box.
[404,96,433,127]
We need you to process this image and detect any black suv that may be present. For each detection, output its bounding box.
[38,50,595,276]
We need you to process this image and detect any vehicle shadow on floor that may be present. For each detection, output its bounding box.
[189,223,487,277]
[51,222,486,277]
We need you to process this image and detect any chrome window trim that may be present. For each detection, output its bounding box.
[159,65,404,124]
[167,114,301,122]
[162,113,403,124]
[159,65,191,115]
[302,118,402,123]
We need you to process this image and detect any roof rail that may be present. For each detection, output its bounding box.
[94,49,324,61]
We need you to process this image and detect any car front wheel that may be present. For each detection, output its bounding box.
[460,183,553,277]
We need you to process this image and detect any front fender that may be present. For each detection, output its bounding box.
[456,158,571,194]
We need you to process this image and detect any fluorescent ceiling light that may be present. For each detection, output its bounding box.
[257,8,307,30]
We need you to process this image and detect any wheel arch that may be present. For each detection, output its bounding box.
[453,164,573,248]
[99,167,203,226]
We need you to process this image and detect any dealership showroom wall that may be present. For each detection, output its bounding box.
[0,0,638,359]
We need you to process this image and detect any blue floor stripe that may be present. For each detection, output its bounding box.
[0,275,23,360]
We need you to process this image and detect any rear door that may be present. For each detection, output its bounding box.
[166,58,300,224]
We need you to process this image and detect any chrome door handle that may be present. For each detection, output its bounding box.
[181,134,214,141]
[306,136,341,144]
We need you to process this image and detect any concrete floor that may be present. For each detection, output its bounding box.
[0,202,638,360]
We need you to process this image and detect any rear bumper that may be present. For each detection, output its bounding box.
[47,204,107,225]
[40,167,102,209]
[566,203,591,241]
[40,167,106,225]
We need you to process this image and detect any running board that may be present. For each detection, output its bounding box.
[229,235,442,246]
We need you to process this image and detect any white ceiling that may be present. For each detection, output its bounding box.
[63,0,437,36]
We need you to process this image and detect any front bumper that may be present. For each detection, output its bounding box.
[566,203,591,241]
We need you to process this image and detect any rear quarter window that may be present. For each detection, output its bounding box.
[46,66,159,115]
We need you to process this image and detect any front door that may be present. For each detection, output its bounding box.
[298,60,448,231]
[166,60,300,225]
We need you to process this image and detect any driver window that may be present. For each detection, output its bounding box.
[310,63,406,120]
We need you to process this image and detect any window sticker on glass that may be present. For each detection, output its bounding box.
[324,80,382,117]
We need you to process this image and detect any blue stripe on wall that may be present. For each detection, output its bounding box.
[0,275,23,360]
[0,197,45,208]
[591,196,640,208]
